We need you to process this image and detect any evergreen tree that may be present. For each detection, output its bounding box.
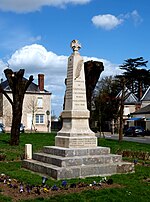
[120,57,150,100]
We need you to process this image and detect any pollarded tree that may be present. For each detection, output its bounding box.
[84,60,104,112]
[84,60,104,128]
[0,69,33,145]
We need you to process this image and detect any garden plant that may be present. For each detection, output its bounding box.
[0,132,149,202]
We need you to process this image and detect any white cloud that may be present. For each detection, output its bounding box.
[92,10,143,30]
[120,10,143,25]
[92,14,123,30]
[83,56,121,77]
[8,44,67,74]
[0,0,92,13]
[131,10,143,25]
[1,44,120,116]
[7,44,68,116]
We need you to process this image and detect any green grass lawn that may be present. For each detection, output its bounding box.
[0,132,150,202]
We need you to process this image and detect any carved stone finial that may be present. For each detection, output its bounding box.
[70,40,81,52]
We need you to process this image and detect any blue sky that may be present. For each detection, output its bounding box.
[0,0,149,117]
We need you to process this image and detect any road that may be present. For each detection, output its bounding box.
[98,134,150,144]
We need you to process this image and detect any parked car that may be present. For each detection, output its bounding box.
[20,123,25,133]
[145,129,150,136]
[0,123,5,133]
[124,126,145,137]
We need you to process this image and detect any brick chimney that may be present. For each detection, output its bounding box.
[139,84,143,100]
[38,74,44,91]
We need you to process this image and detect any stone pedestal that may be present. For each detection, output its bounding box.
[55,111,97,148]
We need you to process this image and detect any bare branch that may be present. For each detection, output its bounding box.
[0,84,13,105]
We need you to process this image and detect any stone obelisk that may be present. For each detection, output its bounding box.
[55,40,97,148]
[23,40,134,180]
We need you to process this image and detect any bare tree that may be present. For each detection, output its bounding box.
[27,96,38,132]
[118,77,126,142]
[0,69,33,145]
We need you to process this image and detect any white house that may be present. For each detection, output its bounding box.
[129,87,150,130]
[116,87,139,121]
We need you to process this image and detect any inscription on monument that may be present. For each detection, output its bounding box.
[69,138,96,147]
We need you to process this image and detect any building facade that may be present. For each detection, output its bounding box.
[128,87,150,130]
[0,74,51,132]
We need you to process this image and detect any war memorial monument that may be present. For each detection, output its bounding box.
[23,40,134,179]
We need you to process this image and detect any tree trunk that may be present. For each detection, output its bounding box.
[10,102,23,145]
[84,61,104,128]
[118,79,125,142]
[2,69,33,146]
[119,104,124,142]
[10,79,25,145]
[138,80,142,101]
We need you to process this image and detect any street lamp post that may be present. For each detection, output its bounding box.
[46,110,50,132]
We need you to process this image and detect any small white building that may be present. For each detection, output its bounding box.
[128,87,150,130]
[0,74,51,132]
[116,87,139,121]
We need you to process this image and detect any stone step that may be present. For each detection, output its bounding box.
[23,159,134,180]
[33,152,122,167]
[43,146,110,157]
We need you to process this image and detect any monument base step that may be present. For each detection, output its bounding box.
[43,146,111,156]
[22,146,134,180]
[23,159,134,180]
[32,153,122,167]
